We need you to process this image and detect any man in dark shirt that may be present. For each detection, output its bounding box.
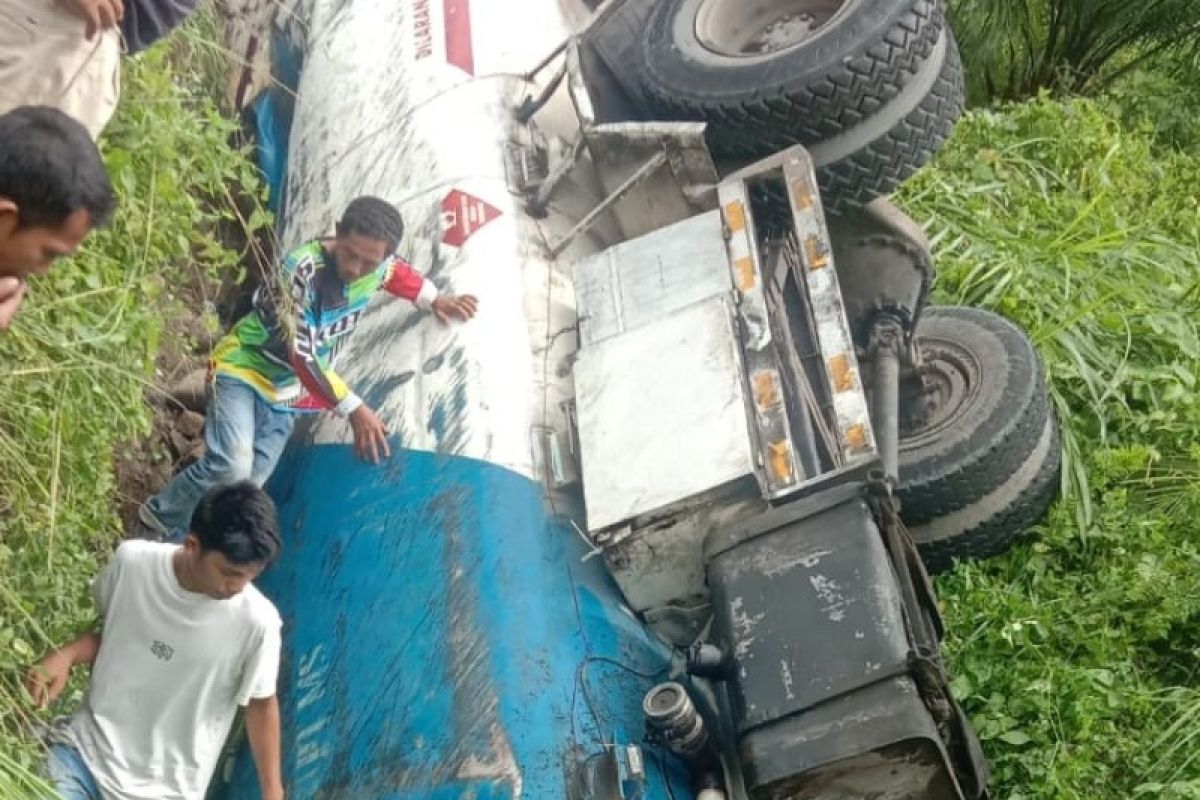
[119,0,198,55]
[0,0,200,138]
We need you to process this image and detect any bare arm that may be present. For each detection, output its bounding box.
[381,256,479,323]
[245,695,285,800]
[26,632,101,708]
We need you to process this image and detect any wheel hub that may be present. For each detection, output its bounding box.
[900,338,981,446]
[695,0,853,57]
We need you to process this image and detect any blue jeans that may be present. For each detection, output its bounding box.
[145,376,294,541]
[46,744,103,800]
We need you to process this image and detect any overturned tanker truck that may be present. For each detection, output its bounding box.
[212,0,1059,797]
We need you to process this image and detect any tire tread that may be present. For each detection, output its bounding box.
[914,420,1062,573]
[641,0,944,154]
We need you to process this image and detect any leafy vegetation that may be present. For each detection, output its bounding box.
[0,21,267,796]
[950,0,1200,104]
[898,96,1200,798]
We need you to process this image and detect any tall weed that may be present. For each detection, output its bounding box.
[949,0,1200,103]
[899,96,1200,797]
[0,25,267,796]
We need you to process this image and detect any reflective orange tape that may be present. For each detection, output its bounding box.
[724,200,746,232]
[733,257,756,292]
[753,371,780,410]
[792,181,814,212]
[768,440,795,483]
[828,354,854,392]
[845,423,867,451]
[804,235,829,270]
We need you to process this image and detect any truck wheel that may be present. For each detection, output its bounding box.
[895,306,1060,571]
[638,0,964,208]
[908,415,1061,573]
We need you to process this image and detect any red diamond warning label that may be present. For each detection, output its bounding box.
[440,189,501,247]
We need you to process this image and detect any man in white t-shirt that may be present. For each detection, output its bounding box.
[25,481,286,800]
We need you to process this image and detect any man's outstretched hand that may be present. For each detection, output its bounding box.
[63,0,124,39]
[0,277,26,331]
[431,294,478,325]
[349,404,391,464]
[25,651,71,709]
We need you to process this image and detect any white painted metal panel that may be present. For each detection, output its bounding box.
[573,210,732,347]
[575,294,757,531]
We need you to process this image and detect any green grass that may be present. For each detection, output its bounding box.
[898,96,1200,798]
[0,23,267,796]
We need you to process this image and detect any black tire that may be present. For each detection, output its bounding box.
[812,26,963,208]
[638,0,964,207]
[640,0,944,152]
[749,27,962,219]
[893,306,1060,571]
[896,306,1047,523]
[909,413,1061,573]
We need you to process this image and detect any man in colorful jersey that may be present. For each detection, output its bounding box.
[137,196,478,540]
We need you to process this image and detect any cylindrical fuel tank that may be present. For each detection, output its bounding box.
[210,1,690,797]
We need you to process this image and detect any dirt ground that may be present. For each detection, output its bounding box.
[111,294,213,532]
[112,176,276,533]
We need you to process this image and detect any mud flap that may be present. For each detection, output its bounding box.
[703,480,989,799]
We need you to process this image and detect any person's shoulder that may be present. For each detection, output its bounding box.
[280,240,326,277]
[237,583,282,633]
[284,239,326,265]
[113,539,175,565]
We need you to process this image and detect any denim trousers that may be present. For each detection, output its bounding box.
[145,375,294,541]
[46,743,103,800]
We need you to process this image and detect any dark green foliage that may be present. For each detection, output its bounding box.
[949,0,1200,104]
[0,20,270,796]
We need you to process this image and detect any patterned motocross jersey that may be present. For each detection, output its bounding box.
[211,239,436,415]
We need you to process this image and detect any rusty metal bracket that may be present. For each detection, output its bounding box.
[548,149,668,257]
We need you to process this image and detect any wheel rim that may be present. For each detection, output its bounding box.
[694,0,855,57]
[899,337,982,448]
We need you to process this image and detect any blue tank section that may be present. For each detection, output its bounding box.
[247,32,302,215]
[219,440,693,799]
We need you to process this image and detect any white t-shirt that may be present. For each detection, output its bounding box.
[67,540,281,800]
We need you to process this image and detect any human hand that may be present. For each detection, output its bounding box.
[25,651,72,709]
[349,405,390,463]
[61,0,124,39]
[0,277,26,330]
[261,785,285,800]
[431,294,478,325]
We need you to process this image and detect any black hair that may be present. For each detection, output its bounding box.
[336,196,404,252]
[190,481,282,566]
[0,106,116,229]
